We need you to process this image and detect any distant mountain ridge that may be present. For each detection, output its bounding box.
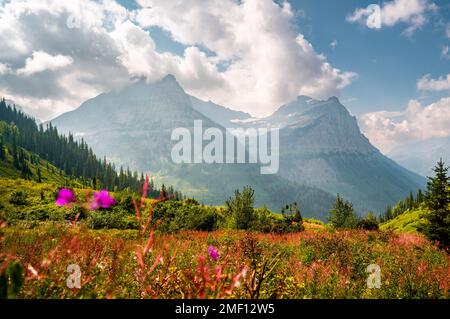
[388,137,450,176]
[189,96,252,128]
[49,74,425,217]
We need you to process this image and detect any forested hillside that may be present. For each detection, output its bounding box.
[0,98,182,198]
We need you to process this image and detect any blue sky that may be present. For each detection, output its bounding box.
[293,0,450,116]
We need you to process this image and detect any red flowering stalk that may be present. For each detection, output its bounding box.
[190,245,248,299]
[133,175,171,296]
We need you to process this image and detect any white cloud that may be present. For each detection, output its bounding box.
[0,62,10,75]
[133,0,355,117]
[330,40,338,49]
[360,97,450,153]
[347,0,437,36]
[446,24,450,38]
[442,46,450,59]
[0,0,355,120]
[16,51,73,76]
[417,73,450,91]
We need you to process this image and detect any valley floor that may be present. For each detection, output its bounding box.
[1,221,448,299]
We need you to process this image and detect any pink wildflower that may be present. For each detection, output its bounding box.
[56,188,75,206]
[90,190,116,210]
[208,245,219,262]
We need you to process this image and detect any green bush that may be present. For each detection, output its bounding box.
[116,192,136,213]
[9,191,28,206]
[153,200,218,232]
[355,218,379,230]
[269,216,305,233]
[86,208,138,230]
[64,204,87,221]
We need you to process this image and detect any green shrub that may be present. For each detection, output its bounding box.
[116,192,136,213]
[64,204,87,221]
[270,216,305,233]
[184,198,200,206]
[356,218,379,230]
[86,209,138,230]
[153,200,218,232]
[9,191,28,206]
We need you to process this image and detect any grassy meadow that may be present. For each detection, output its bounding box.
[0,178,449,299]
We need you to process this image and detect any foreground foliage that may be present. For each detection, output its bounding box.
[0,221,448,299]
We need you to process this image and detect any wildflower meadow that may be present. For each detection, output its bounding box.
[1,177,448,299]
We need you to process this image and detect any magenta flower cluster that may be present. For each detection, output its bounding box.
[55,188,116,210]
[208,245,219,262]
[90,190,116,210]
[55,189,76,207]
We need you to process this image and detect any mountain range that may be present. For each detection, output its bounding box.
[388,137,450,177]
[49,75,426,218]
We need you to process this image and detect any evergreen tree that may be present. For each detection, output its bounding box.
[421,159,450,248]
[225,186,256,230]
[160,184,168,198]
[416,189,424,205]
[92,176,97,190]
[292,202,302,223]
[329,194,357,229]
[37,167,42,183]
[0,138,5,161]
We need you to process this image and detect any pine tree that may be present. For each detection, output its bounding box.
[0,138,5,161]
[37,167,42,183]
[292,202,302,223]
[225,186,256,230]
[160,184,168,199]
[422,159,450,248]
[416,189,424,205]
[329,194,357,229]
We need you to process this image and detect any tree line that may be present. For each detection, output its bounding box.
[0,98,182,199]
[328,159,449,248]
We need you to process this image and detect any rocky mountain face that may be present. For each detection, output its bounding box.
[187,93,425,213]
[50,75,336,218]
[251,96,425,213]
[50,75,425,217]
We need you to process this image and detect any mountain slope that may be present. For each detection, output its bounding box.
[262,96,425,213]
[388,137,450,176]
[189,96,252,128]
[0,121,76,185]
[50,75,336,218]
[195,95,425,214]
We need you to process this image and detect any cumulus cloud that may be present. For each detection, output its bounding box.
[0,63,10,75]
[347,0,437,36]
[0,0,355,120]
[133,0,356,116]
[360,97,450,153]
[16,51,73,76]
[417,74,450,91]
